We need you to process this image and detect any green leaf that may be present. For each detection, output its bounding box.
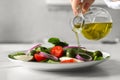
[77,48,86,53]
[96,57,104,60]
[93,56,104,61]
[47,59,59,63]
[78,53,91,60]
[93,56,97,60]
[93,50,103,57]
[30,50,37,56]
[65,47,87,58]
[40,46,50,53]
[48,37,69,47]
[55,42,68,47]
[48,37,60,44]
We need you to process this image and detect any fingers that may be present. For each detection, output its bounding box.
[70,0,81,16]
[70,0,95,15]
[82,0,95,13]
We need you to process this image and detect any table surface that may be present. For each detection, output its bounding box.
[0,43,120,80]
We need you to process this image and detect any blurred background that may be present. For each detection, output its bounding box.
[0,0,120,44]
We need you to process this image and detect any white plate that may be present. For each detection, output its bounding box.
[8,51,110,70]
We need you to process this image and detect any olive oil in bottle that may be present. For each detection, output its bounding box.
[81,22,112,40]
[72,22,112,46]
[73,22,112,40]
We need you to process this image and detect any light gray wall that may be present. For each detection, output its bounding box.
[0,0,120,44]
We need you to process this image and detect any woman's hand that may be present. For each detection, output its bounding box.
[70,0,95,15]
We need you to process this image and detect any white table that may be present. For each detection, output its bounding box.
[0,43,120,80]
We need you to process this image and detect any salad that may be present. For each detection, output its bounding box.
[8,37,109,63]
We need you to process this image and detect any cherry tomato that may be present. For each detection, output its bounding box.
[50,46,63,58]
[60,59,76,63]
[34,53,46,62]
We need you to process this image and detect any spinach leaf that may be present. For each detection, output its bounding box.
[40,46,50,53]
[55,42,68,47]
[48,37,60,44]
[48,37,68,47]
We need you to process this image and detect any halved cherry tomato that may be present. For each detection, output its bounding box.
[34,53,46,62]
[50,46,63,58]
[60,59,77,63]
